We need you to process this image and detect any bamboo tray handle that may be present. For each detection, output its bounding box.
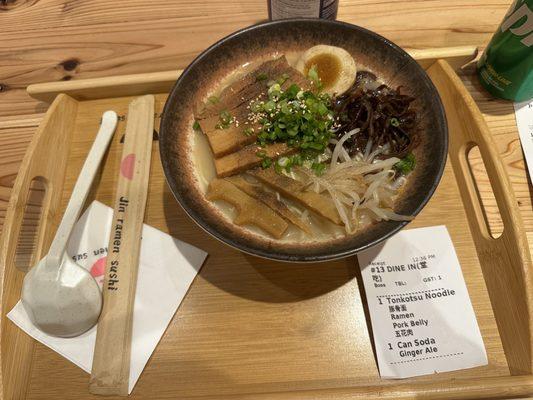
[0,94,79,399]
[427,60,533,375]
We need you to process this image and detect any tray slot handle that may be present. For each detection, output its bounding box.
[0,94,78,399]
[428,59,533,375]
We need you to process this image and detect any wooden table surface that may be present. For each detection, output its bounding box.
[2,1,533,398]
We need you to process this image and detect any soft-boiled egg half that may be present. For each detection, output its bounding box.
[296,45,357,96]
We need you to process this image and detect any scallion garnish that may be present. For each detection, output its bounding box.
[307,65,322,90]
[276,73,290,86]
[247,69,333,175]
[261,157,272,169]
[311,162,326,176]
[250,82,333,162]
[394,153,416,175]
[215,110,233,130]
[244,127,254,136]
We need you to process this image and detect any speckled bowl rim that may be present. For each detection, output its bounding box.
[160,19,448,263]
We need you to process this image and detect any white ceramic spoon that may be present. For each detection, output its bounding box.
[21,111,118,338]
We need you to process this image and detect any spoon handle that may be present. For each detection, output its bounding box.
[47,111,118,268]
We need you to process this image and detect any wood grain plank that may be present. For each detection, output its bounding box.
[0,0,267,33]
[0,0,512,117]
[0,0,506,34]
[0,124,39,232]
[0,113,43,129]
[3,0,532,398]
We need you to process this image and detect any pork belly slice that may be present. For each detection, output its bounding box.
[206,179,288,239]
[227,175,312,235]
[195,57,290,120]
[196,61,312,157]
[197,107,260,157]
[250,168,342,225]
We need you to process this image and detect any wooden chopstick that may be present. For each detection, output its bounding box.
[89,95,155,396]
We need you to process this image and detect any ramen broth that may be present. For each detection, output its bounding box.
[191,49,411,241]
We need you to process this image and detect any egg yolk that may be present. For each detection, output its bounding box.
[304,54,341,89]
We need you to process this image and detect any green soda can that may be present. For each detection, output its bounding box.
[477,0,533,102]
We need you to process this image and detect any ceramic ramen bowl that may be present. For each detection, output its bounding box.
[159,19,447,262]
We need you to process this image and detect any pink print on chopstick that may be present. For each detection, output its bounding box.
[120,153,136,180]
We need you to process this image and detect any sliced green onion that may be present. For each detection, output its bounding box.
[261,157,272,169]
[394,153,416,174]
[244,127,254,136]
[277,157,289,167]
[307,65,322,90]
[276,73,290,86]
[215,110,233,129]
[245,79,334,175]
[311,162,326,176]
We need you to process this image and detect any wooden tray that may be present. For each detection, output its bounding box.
[2,46,533,399]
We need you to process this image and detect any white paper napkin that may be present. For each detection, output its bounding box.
[7,200,207,393]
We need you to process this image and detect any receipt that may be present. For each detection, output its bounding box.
[357,226,487,378]
[514,99,533,180]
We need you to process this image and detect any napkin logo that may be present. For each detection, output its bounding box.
[90,256,107,286]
